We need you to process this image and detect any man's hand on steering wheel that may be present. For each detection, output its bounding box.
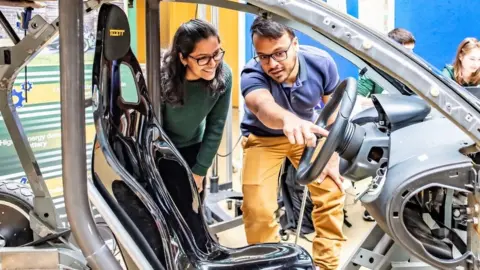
[296,78,357,186]
[282,114,329,147]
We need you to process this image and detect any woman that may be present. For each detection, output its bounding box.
[156,18,231,250]
[158,18,232,198]
[442,37,480,87]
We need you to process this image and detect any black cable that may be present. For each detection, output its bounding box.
[301,234,313,243]
[22,7,33,103]
[216,134,242,157]
[0,11,20,44]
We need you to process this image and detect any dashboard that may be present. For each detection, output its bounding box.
[340,94,433,181]
[338,93,476,269]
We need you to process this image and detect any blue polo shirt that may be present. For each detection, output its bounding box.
[240,45,339,137]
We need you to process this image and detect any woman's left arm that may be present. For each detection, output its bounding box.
[191,67,233,177]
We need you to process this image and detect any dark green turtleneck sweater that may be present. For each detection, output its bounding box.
[162,64,232,176]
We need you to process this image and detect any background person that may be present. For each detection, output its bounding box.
[357,28,416,99]
[442,37,480,87]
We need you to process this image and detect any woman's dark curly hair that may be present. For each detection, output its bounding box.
[160,19,226,107]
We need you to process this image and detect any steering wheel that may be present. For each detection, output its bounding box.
[296,77,358,185]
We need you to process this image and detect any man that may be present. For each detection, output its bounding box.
[240,16,346,269]
[357,28,416,99]
[356,28,415,222]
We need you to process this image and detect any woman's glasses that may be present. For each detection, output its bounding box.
[189,49,226,66]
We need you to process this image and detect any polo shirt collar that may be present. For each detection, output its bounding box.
[282,52,308,88]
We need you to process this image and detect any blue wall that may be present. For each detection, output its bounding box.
[245,0,480,78]
[395,0,480,72]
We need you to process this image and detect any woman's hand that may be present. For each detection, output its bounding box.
[193,173,205,192]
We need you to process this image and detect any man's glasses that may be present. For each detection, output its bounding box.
[254,41,293,64]
[189,49,225,66]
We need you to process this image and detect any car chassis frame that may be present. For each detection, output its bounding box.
[1,0,480,269]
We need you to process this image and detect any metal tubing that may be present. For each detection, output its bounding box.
[225,98,233,184]
[197,4,207,19]
[237,2,246,174]
[295,185,309,244]
[0,11,20,44]
[87,181,153,270]
[444,189,454,229]
[213,154,218,176]
[146,1,162,124]
[372,234,394,255]
[59,1,121,269]
[211,6,234,187]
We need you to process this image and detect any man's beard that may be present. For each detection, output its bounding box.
[279,56,298,84]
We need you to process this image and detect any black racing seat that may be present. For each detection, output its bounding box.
[90,3,315,269]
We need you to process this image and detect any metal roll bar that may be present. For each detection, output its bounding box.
[59,0,122,269]
[146,0,162,123]
[61,0,480,269]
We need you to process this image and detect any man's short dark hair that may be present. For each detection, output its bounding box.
[388,28,415,45]
[250,16,296,40]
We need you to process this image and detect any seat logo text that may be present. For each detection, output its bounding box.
[109,29,125,37]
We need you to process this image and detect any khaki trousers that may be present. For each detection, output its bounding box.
[241,134,346,269]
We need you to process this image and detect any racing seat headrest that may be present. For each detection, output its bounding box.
[100,3,131,61]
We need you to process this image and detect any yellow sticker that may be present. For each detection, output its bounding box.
[109,29,125,37]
